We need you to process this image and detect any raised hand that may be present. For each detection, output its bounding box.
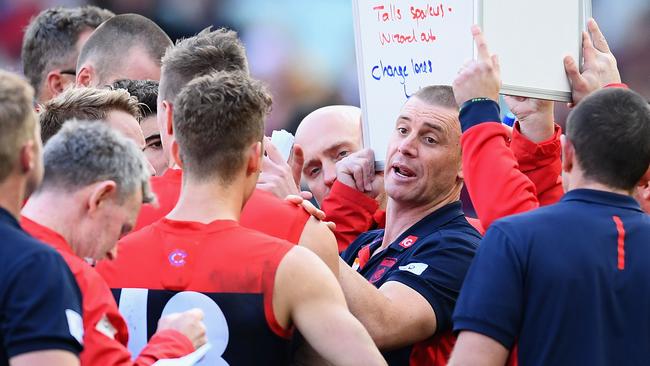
[157,308,207,350]
[257,137,301,199]
[335,148,384,199]
[504,96,554,142]
[563,18,621,106]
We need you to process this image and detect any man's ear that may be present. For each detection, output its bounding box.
[246,141,263,176]
[76,65,93,87]
[560,135,574,173]
[635,166,650,199]
[45,71,66,97]
[86,181,117,214]
[290,143,304,187]
[162,100,174,136]
[19,140,37,174]
[171,140,183,168]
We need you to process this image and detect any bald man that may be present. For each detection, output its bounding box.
[295,105,363,204]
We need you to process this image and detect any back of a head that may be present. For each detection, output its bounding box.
[0,71,37,184]
[159,27,248,103]
[77,14,172,85]
[173,71,271,182]
[39,87,141,143]
[22,6,114,96]
[112,79,158,118]
[42,120,154,203]
[567,88,650,191]
[412,85,458,110]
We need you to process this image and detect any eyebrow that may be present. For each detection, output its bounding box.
[145,134,161,144]
[397,116,444,133]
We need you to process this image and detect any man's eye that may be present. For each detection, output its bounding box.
[397,127,408,135]
[424,136,437,144]
[145,138,162,150]
[309,167,321,177]
[337,150,349,160]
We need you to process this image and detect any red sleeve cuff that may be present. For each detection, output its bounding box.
[149,328,195,354]
[511,122,562,171]
[326,180,379,214]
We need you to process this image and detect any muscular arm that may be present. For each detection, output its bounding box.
[338,259,437,350]
[11,350,79,366]
[274,247,386,366]
[298,217,339,274]
[448,331,509,366]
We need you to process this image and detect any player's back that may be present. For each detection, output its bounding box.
[104,218,295,365]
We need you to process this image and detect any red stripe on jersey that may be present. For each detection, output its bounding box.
[613,216,625,270]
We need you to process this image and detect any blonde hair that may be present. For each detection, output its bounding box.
[39,86,141,143]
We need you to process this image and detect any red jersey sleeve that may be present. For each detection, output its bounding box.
[241,189,310,244]
[320,180,382,253]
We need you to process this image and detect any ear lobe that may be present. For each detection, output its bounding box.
[171,140,183,168]
[87,181,117,214]
[560,135,574,173]
[76,66,93,87]
[247,141,263,176]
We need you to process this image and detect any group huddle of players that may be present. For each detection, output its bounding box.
[1,5,650,366]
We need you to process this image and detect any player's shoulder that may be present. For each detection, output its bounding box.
[0,223,67,274]
[232,224,296,250]
[246,189,309,218]
[435,216,483,249]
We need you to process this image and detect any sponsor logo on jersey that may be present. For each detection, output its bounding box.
[398,262,428,276]
[96,313,118,339]
[169,249,188,267]
[65,309,84,345]
[399,235,418,248]
[352,258,360,271]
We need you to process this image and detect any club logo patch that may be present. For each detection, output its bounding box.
[369,257,397,284]
[168,249,188,267]
[399,235,418,248]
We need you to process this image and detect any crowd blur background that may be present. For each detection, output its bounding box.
[1,0,648,135]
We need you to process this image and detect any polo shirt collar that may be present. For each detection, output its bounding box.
[388,201,465,252]
[562,189,642,212]
[0,207,20,229]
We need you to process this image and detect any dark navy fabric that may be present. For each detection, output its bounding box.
[459,99,501,132]
[0,207,83,364]
[454,189,650,366]
[341,201,480,365]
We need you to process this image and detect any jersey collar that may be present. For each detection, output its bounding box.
[20,216,75,256]
[562,189,642,212]
[0,206,20,229]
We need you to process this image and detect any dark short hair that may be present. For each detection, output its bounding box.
[39,87,141,143]
[112,79,158,119]
[567,88,650,191]
[159,27,248,103]
[174,71,271,183]
[0,71,37,183]
[76,14,172,84]
[412,85,458,109]
[21,6,114,97]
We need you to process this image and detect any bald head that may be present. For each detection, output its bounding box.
[76,14,172,87]
[296,105,362,203]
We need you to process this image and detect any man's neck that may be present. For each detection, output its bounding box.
[0,176,27,220]
[21,191,76,244]
[166,175,248,224]
[566,170,632,196]
[382,188,460,249]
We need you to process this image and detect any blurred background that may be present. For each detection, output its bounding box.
[1,0,648,135]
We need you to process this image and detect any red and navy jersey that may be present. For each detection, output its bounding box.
[133,168,308,243]
[341,201,480,366]
[0,208,83,365]
[21,217,194,366]
[98,219,294,365]
[454,189,650,365]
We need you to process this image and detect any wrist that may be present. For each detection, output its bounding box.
[459,98,501,132]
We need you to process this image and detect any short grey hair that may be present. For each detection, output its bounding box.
[41,119,155,204]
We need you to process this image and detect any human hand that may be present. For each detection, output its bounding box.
[284,195,336,231]
[452,25,501,106]
[257,137,301,199]
[504,96,554,142]
[564,18,621,107]
[157,308,207,350]
[335,148,384,199]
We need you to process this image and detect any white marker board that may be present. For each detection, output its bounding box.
[353,0,474,169]
[476,0,591,102]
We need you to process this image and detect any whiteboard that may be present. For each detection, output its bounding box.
[353,0,475,169]
[476,0,591,102]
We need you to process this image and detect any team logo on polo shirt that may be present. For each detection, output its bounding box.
[168,249,188,267]
[369,257,397,283]
[399,235,418,248]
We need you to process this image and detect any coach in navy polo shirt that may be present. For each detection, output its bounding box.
[0,71,83,366]
[334,85,480,366]
[448,24,650,366]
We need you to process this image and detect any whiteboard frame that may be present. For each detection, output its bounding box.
[474,0,592,102]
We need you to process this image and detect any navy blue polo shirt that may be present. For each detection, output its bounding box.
[454,189,650,365]
[341,201,480,365]
[0,207,83,364]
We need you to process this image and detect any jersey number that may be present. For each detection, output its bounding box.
[118,289,229,365]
